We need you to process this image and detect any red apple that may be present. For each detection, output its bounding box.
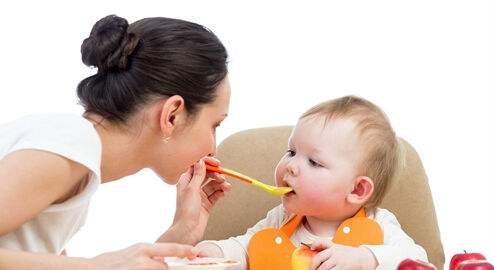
[456,260,494,270]
[450,251,487,270]
[292,244,318,270]
[397,258,437,270]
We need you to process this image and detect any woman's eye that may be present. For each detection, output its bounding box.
[309,159,321,167]
[286,150,296,157]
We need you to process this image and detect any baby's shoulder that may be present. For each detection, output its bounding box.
[369,207,400,225]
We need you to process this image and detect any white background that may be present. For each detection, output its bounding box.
[0,0,492,267]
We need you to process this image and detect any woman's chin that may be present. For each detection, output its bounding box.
[165,178,179,185]
[156,172,180,185]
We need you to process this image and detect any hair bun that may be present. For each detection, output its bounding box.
[81,15,139,71]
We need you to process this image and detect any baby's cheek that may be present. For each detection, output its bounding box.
[274,160,285,186]
[299,185,329,208]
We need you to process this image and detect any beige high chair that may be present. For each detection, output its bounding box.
[204,126,445,269]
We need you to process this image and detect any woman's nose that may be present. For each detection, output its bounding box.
[208,143,217,157]
[210,136,217,157]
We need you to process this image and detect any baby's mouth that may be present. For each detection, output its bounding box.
[281,180,296,195]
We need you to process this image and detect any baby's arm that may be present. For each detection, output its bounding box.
[363,209,428,269]
[311,209,427,270]
[195,205,287,270]
[195,237,249,269]
[195,242,224,258]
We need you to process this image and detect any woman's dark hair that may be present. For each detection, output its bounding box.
[77,15,228,123]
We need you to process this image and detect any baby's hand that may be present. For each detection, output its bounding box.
[309,240,378,270]
[194,242,224,258]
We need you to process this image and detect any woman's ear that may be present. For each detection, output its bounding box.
[159,95,186,138]
[346,176,374,205]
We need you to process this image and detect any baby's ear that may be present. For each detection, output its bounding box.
[346,176,374,205]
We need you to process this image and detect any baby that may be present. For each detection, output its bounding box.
[197,96,428,269]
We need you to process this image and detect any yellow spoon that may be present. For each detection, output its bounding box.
[206,164,293,196]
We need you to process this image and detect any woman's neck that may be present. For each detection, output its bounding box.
[85,113,147,183]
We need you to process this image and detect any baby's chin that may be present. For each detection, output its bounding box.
[282,203,303,216]
[282,195,334,217]
[281,195,307,215]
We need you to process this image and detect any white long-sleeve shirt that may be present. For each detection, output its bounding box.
[201,204,428,270]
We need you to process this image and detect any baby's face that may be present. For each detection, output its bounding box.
[275,116,363,220]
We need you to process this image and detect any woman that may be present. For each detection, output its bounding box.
[0,14,231,269]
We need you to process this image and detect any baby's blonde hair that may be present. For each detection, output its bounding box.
[301,96,399,210]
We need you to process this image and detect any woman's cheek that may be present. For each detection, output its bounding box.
[188,136,212,164]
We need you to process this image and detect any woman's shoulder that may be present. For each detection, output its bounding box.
[2,113,96,135]
[1,113,102,178]
[9,113,95,132]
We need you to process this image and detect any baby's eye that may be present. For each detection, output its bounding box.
[309,159,321,167]
[286,150,296,157]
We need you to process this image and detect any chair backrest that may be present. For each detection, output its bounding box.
[204,126,445,269]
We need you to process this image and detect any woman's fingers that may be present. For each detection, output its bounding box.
[207,190,226,205]
[176,167,193,191]
[189,160,207,189]
[203,156,220,167]
[140,243,197,259]
[142,259,169,270]
[181,156,225,191]
[206,172,226,183]
[202,179,231,196]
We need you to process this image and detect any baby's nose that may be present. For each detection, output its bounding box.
[286,160,299,176]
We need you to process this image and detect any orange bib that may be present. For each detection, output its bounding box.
[247,208,383,270]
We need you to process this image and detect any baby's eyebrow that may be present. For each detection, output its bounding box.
[306,145,322,155]
[287,138,294,147]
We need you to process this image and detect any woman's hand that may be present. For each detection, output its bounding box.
[160,157,231,245]
[90,242,197,270]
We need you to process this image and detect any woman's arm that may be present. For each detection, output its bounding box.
[0,149,89,236]
[0,248,92,270]
[0,243,198,270]
[0,150,199,269]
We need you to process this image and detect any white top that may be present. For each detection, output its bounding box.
[201,205,428,270]
[0,114,102,254]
